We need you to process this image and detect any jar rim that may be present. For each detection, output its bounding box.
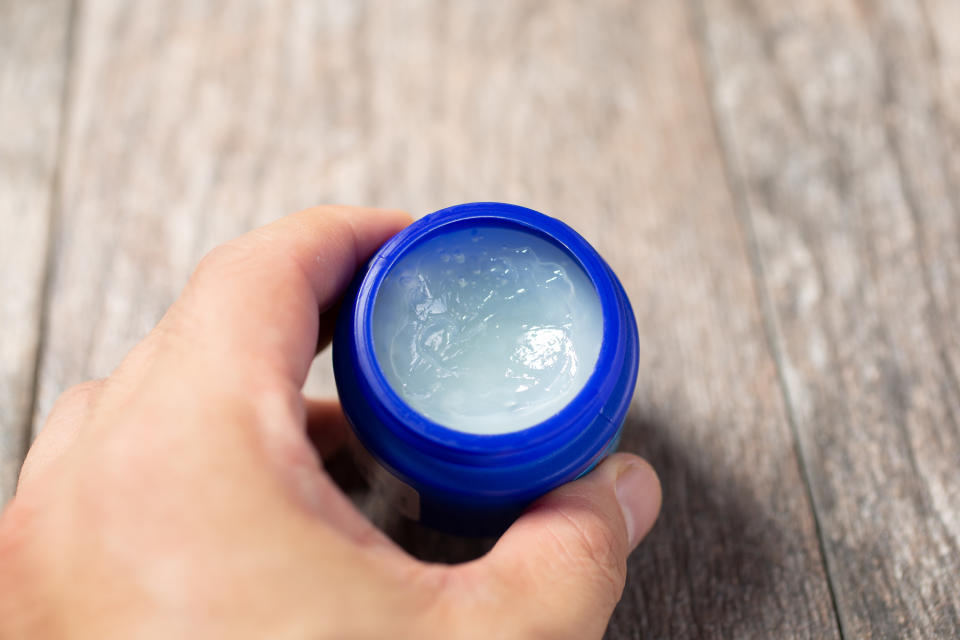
[351,202,625,459]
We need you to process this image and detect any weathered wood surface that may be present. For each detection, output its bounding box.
[697,0,960,636]
[2,0,958,637]
[0,0,72,502]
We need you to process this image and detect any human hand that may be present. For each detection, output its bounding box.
[0,206,661,639]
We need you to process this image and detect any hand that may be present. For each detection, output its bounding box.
[0,206,661,639]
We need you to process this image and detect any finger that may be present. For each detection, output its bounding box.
[17,380,105,492]
[152,207,406,544]
[472,454,660,638]
[74,207,409,546]
[157,205,412,390]
[304,398,350,460]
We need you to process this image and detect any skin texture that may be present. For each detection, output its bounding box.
[0,206,661,640]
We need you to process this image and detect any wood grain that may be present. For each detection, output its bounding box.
[25,1,841,637]
[696,0,960,636]
[0,0,72,502]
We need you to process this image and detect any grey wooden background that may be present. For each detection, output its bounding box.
[2,0,959,638]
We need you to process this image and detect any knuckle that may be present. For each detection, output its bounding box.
[51,379,103,414]
[174,241,264,326]
[192,242,251,281]
[190,236,304,295]
[552,506,627,602]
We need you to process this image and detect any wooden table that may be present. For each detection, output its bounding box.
[2,1,958,637]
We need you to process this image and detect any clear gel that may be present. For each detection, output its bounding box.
[372,225,603,435]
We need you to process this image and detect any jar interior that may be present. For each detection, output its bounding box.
[371,224,603,435]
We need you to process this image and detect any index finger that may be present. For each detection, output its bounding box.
[161,205,411,388]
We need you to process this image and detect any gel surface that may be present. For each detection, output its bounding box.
[372,225,603,435]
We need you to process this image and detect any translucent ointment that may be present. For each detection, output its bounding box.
[372,226,602,435]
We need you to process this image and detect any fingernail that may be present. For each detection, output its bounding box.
[615,463,661,549]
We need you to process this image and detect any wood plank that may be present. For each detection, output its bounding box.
[36,1,838,636]
[695,0,960,636]
[0,0,72,503]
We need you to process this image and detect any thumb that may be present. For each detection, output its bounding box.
[476,453,660,639]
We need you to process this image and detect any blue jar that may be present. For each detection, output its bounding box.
[333,202,639,536]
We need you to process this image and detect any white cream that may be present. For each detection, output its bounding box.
[372,225,603,435]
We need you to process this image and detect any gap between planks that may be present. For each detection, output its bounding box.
[685,0,847,637]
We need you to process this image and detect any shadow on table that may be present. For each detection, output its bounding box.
[327,406,795,634]
[606,407,803,638]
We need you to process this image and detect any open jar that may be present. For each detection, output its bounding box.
[333,202,639,536]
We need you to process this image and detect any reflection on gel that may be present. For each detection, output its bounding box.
[372,226,602,435]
